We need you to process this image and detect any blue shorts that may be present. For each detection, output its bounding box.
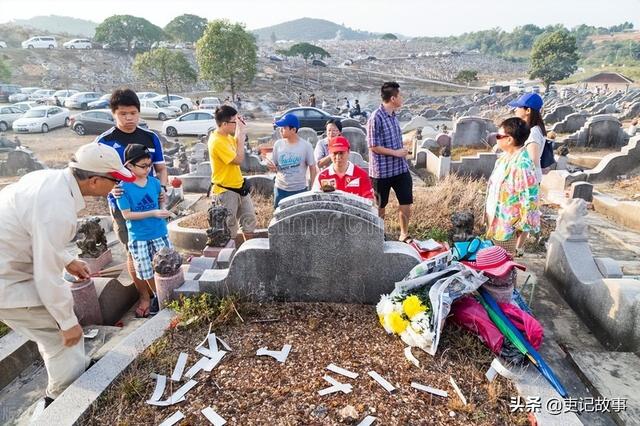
[127,236,171,280]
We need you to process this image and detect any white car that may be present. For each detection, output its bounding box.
[0,106,25,132]
[162,111,216,137]
[48,89,79,105]
[29,89,56,102]
[22,36,57,49]
[140,100,179,121]
[137,91,161,100]
[8,87,42,102]
[11,101,39,112]
[198,97,221,110]
[151,94,193,112]
[12,106,70,133]
[63,39,92,49]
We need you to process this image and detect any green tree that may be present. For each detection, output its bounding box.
[196,20,257,98]
[381,33,398,40]
[283,42,330,63]
[95,15,165,52]
[164,14,208,43]
[454,70,478,85]
[530,30,579,90]
[133,48,197,101]
[0,58,10,82]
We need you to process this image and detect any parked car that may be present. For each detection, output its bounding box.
[0,41,7,48]
[273,107,345,133]
[70,109,147,135]
[198,97,221,110]
[11,101,39,112]
[137,91,161,100]
[29,89,56,102]
[311,59,327,67]
[102,42,128,51]
[0,106,25,132]
[0,83,21,102]
[22,36,57,49]
[63,39,92,49]
[8,87,42,102]
[151,94,193,112]
[162,111,216,136]
[47,89,79,105]
[140,100,179,120]
[88,94,112,110]
[12,105,70,133]
[64,92,102,110]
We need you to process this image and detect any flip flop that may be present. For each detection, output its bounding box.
[135,304,150,318]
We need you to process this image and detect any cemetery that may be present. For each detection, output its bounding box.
[2,18,640,426]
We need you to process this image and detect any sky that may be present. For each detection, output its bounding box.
[1,0,640,37]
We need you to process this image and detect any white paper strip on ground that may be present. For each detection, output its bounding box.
[318,384,352,396]
[149,374,167,401]
[449,376,467,405]
[368,371,396,393]
[256,344,291,363]
[326,363,359,379]
[207,333,219,354]
[356,415,377,426]
[404,347,420,368]
[203,350,226,372]
[158,410,184,426]
[485,358,518,382]
[185,357,210,379]
[196,345,217,359]
[145,397,186,406]
[168,379,198,404]
[411,382,448,398]
[170,353,188,382]
[217,336,232,352]
[197,323,213,348]
[202,406,227,425]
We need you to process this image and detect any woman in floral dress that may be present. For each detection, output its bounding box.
[485,117,540,256]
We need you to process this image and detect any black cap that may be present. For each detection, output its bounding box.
[124,144,150,165]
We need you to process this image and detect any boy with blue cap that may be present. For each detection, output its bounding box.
[269,113,317,207]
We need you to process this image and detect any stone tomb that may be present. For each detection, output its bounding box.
[452,116,496,146]
[565,115,628,149]
[297,127,319,147]
[342,127,369,161]
[188,191,421,304]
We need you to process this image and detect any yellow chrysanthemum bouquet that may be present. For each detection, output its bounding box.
[376,291,434,352]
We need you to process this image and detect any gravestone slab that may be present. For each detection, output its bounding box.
[342,127,368,161]
[415,151,427,169]
[246,174,275,196]
[569,181,593,202]
[297,127,318,146]
[452,116,495,146]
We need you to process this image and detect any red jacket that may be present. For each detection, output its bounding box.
[314,162,374,200]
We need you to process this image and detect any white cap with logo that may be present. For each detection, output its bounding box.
[69,143,135,182]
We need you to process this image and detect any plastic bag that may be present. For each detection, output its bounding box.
[450,296,544,354]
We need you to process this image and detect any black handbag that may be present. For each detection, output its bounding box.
[540,139,556,169]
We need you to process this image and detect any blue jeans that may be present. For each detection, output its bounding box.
[274,187,307,208]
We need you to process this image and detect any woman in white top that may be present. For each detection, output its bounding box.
[508,93,546,183]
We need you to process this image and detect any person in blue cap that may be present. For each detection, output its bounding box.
[508,92,547,184]
[268,113,317,207]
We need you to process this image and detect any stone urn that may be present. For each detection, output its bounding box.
[153,247,184,307]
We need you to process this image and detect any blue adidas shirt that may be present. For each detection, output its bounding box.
[95,126,165,209]
[115,176,168,241]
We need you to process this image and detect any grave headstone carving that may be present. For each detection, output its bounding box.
[342,127,368,160]
[569,181,593,202]
[556,198,588,242]
[153,247,185,307]
[450,211,474,242]
[206,204,231,247]
[76,217,108,258]
[452,117,496,146]
[297,127,318,147]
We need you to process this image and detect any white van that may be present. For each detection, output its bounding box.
[22,36,57,49]
[63,39,92,49]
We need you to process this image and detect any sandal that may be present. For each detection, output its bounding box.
[400,235,414,244]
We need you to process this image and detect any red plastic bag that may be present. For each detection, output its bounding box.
[450,296,544,354]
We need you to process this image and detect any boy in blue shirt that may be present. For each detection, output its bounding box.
[116,144,172,316]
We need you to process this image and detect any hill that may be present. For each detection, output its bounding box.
[11,15,97,38]
[252,17,377,42]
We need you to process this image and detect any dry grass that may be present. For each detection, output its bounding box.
[86,302,528,426]
[427,144,491,161]
[385,175,486,241]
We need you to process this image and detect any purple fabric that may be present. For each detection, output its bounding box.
[367,105,408,178]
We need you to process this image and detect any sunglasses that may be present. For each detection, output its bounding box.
[496,134,511,140]
[91,175,119,183]
[133,163,153,169]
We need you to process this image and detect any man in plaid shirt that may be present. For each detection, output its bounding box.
[367,81,414,243]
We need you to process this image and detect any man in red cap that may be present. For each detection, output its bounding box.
[313,136,374,200]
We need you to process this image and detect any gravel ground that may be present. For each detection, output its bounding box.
[86,302,527,426]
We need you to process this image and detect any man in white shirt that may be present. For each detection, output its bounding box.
[0,143,134,407]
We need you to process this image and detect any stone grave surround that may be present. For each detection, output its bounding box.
[565,115,628,149]
[452,116,496,146]
[545,199,640,352]
[193,191,421,304]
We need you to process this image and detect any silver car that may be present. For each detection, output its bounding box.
[12,106,70,133]
[0,106,25,132]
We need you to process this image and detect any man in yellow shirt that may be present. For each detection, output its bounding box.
[208,105,256,238]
